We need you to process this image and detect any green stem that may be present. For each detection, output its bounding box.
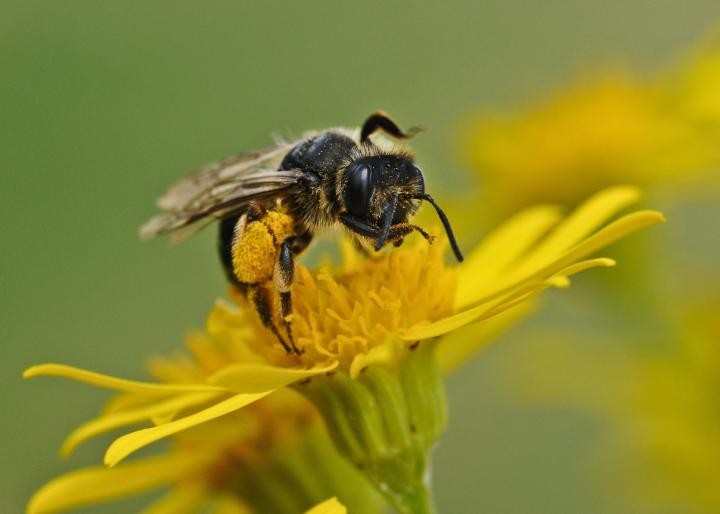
[296,340,446,514]
[387,481,436,514]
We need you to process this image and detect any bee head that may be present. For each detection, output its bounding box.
[342,154,463,262]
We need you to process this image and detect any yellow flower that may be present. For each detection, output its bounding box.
[28,342,382,514]
[26,186,663,514]
[506,297,720,513]
[306,498,347,514]
[459,39,720,218]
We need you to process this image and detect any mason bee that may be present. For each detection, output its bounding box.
[140,112,463,355]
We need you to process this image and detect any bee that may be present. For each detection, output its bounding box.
[140,112,463,355]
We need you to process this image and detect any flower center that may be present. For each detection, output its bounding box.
[214,242,457,374]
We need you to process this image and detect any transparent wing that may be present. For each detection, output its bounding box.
[139,138,308,241]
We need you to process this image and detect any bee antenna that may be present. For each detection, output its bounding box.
[415,193,464,262]
[375,194,398,251]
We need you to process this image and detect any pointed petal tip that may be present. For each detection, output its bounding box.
[23,364,52,379]
[593,257,616,267]
[59,435,80,459]
[103,453,117,468]
[597,184,643,203]
[634,210,666,225]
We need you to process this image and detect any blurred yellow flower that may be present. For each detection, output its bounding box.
[26,187,663,514]
[508,297,720,513]
[27,343,380,514]
[306,498,347,514]
[460,40,720,218]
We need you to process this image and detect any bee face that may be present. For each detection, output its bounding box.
[343,155,424,226]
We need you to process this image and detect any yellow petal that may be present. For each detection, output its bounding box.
[403,281,553,340]
[61,392,222,457]
[23,364,225,396]
[553,257,616,277]
[406,256,619,341]
[456,186,647,309]
[526,210,664,283]
[304,498,347,514]
[349,339,403,378]
[27,453,206,514]
[456,205,562,307]
[105,391,272,466]
[207,361,338,393]
[456,210,664,315]
[515,185,641,271]
[141,485,207,514]
[437,301,535,373]
[102,392,156,414]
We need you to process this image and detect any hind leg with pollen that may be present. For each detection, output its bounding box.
[274,240,298,354]
[231,202,302,355]
[273,234,311,355]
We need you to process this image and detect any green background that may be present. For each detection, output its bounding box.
[2,1,719,513]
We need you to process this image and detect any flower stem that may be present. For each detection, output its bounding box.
[296,340,446,514]
[381,476,436,514]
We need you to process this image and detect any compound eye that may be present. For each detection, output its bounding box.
[409,163,425,193]
[345,163,371,217]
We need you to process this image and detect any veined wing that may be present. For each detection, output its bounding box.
[139,137,308,241]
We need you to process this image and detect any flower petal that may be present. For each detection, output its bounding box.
[141,485,207,514]
[552,257,616,277]
[405,256,620,341]
[105,391,273,466]
[304,498,347,514]
[349,339,403,378]
[27,453,207,514]
[61,392,222,457]
[23,364,225,396]
[207,362,338,393]
[437,301,535,373]
[524,210,664,283]
[456,210,664,314]
[456,186,646,309]
[456,205,562,307]
[516,185,641,270]
[403,280,553,340]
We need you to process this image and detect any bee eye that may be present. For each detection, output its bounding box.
[411,163,425,192]
[345,163,371,217]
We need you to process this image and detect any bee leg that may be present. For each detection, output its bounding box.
[248,283,296,355]
[360,111,423,144]
[274,240,302,355]
[389,223,435,244]
[339,212,381,238]
[340,213,435,249]
[218,202,266,288]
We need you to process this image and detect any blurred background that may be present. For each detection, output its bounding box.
[3,1,720,513]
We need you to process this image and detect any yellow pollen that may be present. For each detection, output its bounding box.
[232,209,295,284]
[222,239,457,374]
